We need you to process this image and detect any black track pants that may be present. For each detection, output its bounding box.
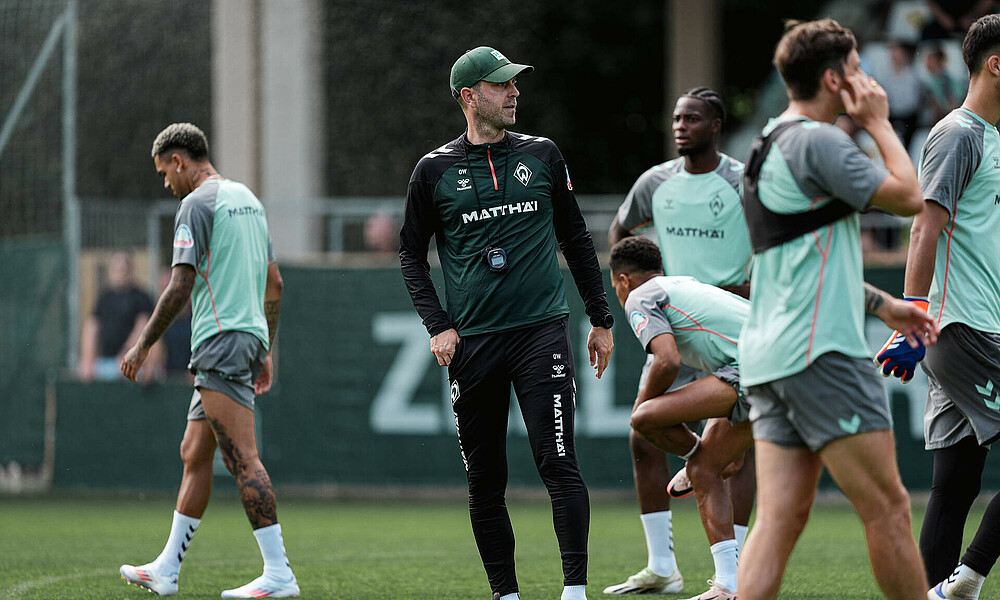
[448,318,590,595]
[920,436,987,583]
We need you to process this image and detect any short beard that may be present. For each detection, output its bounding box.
[473,108,513,139]
[677,141,710,156]
[486,107,514,129]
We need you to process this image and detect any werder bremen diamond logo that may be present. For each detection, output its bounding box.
[977,380,999,410]
[709,194,724,217]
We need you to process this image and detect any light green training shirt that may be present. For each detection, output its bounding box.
[918,107,1000,334]
[617,154,751,287]
[739,117,889,386]
[625,275,747,373]
[171,179,274,352]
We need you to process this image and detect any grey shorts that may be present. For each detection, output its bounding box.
[638,354,706,393]
[186,331,267,420]
[747,352,892,452]
[923,323,1000,450]
[714,364,750,425]
[638,355,745,424]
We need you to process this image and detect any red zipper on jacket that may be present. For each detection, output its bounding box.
[487,148,499,190]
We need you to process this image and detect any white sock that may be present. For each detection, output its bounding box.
[950,563,986,598]
[680,436,701,461]
[561,584,587,600]
[640,511,677,576]
[733,524,749,554]
[710,539,739,592]
[253,524,294,581]
[153,511,200,575]
[499,593,519,600]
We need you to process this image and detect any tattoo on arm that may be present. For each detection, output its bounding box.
[138,268,195,350]
[264,299,281,348]
[863,282,886,315]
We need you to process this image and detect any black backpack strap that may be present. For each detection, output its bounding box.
[741,120,857,253]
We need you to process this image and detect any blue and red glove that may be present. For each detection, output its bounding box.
[873,296,929,384]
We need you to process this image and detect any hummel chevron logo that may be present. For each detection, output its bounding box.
[976,380,999,410]
[838,413,861,434]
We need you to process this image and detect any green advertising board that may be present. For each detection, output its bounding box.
[47,265,999,492]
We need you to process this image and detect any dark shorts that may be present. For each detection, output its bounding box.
[747,352,892,452]
[186,331,267,420]
[923,323,1000,449]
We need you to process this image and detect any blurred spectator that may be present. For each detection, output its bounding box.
[923,0,997,40]
[158,269,193,379]
[921,43,963,123]
[861,214,910,265]
[364,211,400,254]
[884,0,932,43]
[880,41,922,151]
[77,252,154,381]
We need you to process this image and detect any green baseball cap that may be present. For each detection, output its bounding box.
[450,46,533,98]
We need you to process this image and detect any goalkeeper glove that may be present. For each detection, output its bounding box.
[873,296,929,384]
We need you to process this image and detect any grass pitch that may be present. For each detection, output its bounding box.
[1,493,996,599]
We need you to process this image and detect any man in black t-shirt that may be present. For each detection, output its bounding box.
[78,252,154,381]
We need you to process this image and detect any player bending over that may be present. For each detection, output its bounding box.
[605,87,754,596]
[609,236,754,600]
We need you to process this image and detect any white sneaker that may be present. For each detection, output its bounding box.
[603,567,683,594]
[928,572,979,600]
[667,467,694,499]
[120,563,178,596]
[682,580,736,600]
[221,574,300,598]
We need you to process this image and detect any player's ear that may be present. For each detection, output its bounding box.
[988,54,1000,77]
[821,67,842,95]
[170,152,184,173]
[461,87,476,108]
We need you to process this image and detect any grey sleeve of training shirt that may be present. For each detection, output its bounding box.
[171,185,216,269]
[778,123,890,211]
[617,163,674,232]
[717,154,744,193]
[623,280,674,353]
[919,117,983,217]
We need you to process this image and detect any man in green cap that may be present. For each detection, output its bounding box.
[400,46,615,600]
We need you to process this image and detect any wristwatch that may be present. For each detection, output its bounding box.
[590,313,614,329]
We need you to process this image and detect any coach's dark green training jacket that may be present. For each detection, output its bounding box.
[400,130,611,337]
